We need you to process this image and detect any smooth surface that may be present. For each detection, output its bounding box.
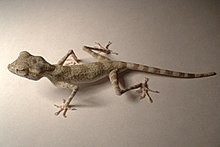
[0,0,219,147]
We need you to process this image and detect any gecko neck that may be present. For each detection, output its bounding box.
[42,64,62,83]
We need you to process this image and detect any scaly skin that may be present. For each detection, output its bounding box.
[8,42,216,117]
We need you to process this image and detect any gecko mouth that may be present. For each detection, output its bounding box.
[8,64,28,77]
[7,64,14,73]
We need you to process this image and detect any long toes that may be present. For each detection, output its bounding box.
[140,92,146,99]
[55,110,62,116]
[106,41,112,49]
[54,103,76,117]
[68,105,76,110]
[63,109,68,118]
[54,104,60,108]
[55,112,59,115]
[147,88,159,93]
[149,97,153,103]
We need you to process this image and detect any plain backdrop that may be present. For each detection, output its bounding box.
[0,0,219,147]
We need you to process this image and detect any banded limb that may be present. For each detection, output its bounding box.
[58,49,80,66]
[54,82,79,118]
[83,42,118,61]
[109,69,159,103]
[94,41,118,55]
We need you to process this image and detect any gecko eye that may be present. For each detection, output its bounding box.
[15,68,28,76]
[19,51,31,58]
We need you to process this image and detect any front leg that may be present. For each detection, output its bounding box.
[58,49,80,66]
[54,82,79,117]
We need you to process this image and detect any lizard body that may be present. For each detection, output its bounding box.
[8,42,216,117]
[48,61,124,84]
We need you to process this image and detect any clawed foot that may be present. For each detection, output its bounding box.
[95,41,119,55]
[54,99,76,118]
[137,78,159,103]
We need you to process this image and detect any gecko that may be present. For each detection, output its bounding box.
[8,42,216,117]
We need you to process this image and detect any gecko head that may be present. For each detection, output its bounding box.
[8,51,55,81]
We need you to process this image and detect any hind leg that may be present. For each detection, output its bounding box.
[83,42,118,61]
[109,69,159,102]
[94,41,118,55]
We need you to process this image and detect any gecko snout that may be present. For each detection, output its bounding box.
[7,63,13,72]
[7,63,28,77]
[7,63,17,74]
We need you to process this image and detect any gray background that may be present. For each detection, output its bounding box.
[0,0,219,147]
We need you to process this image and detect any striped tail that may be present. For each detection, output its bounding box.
[124,62,216,78]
